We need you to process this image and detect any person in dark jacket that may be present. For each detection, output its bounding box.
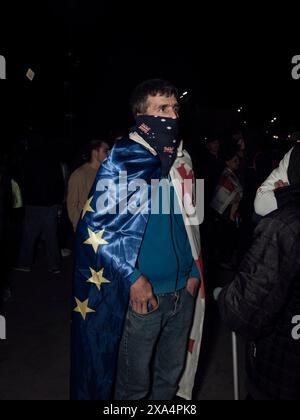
[217,144,300,400]
[15,137,65,273]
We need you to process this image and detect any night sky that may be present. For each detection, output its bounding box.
[1,1,300,146]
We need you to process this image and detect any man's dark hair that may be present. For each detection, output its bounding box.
[130,79,179,116]
[86,139,108,161]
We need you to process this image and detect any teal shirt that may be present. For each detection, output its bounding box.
[129,181,199,293]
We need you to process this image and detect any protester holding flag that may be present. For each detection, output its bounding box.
[210,147,243,267]
[71,79,205,400]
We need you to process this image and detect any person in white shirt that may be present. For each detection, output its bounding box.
[254,148,293,216]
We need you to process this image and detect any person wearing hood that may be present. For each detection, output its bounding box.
[71,79,205,400]
[217,145,300,400]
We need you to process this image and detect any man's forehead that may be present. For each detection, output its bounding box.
[147,94,178,105]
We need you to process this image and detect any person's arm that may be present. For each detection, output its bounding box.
[229,192,241,221]
[218,217,299,339]
[254,148,293,216]
[67,172,81,232]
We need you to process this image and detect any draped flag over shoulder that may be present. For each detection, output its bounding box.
[71,135,205,400]
[170,149,206,400]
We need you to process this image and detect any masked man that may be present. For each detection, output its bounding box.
[71,79,205,400]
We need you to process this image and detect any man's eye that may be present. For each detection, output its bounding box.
[159,106,167,112]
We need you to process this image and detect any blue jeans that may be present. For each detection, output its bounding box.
[114,287,196,400]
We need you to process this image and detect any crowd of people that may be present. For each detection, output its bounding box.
[0,136,110,309]
[0,78,299,400]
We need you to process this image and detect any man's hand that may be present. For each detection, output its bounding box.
[130,275,158,314]
[186,277,199,298]
[274,180,289,189]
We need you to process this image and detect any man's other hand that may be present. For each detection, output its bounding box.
[186,277,199,297]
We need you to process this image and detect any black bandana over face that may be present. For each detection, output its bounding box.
[134,115,180,176]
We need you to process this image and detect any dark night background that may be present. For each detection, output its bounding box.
[1,1,300,152]
[1,1,300,401]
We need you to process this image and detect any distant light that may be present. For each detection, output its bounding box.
[26,68,35,81]
[273,135,279,139]
[288,135,291,139]
[180,91,188,99]
[243,121,247,124]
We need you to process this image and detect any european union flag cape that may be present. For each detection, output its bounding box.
[71,133,205,400]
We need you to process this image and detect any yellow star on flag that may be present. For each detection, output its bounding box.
[84,228,108,253]
[87,267,110,290]
[73,297,95,320]
[82,196,95,219]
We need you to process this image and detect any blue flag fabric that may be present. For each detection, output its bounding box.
[70,138,161,400]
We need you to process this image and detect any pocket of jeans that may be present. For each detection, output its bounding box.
[129,296,160,317]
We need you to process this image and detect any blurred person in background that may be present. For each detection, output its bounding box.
[15,135,65,274]
[67,139,110,232]
[210,147,243,268]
